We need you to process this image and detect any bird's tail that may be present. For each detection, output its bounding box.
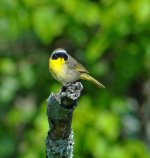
[80,73,105,88]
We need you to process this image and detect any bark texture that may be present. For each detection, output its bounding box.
[46,82,83,158]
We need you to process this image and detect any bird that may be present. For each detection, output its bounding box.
[49,48,105,88]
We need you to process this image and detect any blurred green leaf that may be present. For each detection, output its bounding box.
[0,77,19,103]
[0,58,16,75]
[96,111,120,141]
[125,140,149,158]
[32,6,67,44]
[18,61,35,88]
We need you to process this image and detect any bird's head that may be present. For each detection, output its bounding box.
[51,48,68,61]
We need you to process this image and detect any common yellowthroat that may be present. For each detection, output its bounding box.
[49,48,105,88]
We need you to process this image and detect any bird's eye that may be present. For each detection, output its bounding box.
[51,53,57,60]
[63,54,68,61]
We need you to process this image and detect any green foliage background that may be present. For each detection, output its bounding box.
[0,0,150,157]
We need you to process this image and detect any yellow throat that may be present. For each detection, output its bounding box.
[49,58,65,74]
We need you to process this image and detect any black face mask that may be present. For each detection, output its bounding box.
[51,52,68,61]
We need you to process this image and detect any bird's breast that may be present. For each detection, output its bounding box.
[49,58,80,84]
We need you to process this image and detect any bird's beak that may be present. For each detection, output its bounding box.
[59,58,65,64]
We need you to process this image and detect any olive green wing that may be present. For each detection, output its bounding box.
[75,63,89,73]
[66,54,89,73]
